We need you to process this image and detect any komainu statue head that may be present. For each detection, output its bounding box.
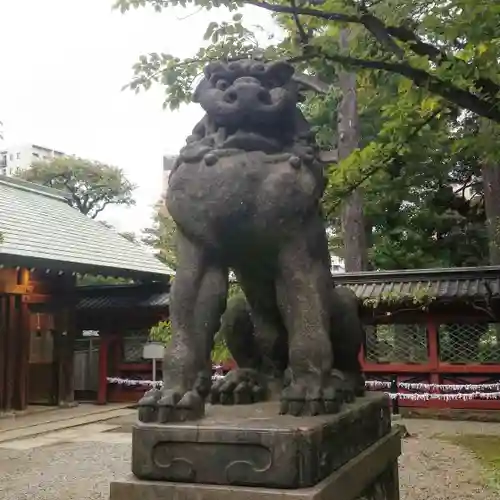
[180,59,313,160]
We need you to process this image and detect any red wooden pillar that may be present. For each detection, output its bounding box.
[112,335,121,370]
[4,295,17,411]
[0,296,7,411]
[427,315,440,386]
[51,306,76,407]
[97,335,111,405]
[13,298,30,411]
[359,344,366,370]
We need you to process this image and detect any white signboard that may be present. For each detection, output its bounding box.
[82,330,100,337]
[143,342,165,360]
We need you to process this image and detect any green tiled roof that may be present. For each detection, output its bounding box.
[334,266,500,301]
[76,283,170,310]
[0,177,173,280]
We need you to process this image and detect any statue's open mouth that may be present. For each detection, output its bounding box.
[220,127,282,154]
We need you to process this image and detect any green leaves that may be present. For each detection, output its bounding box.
[118,0,500,117]
[142,206,178,270]
[16,157,136,218]
[148,318,231,362]
[119,0,499,270]
[125,18,267,109]
[149,320,173,344]
[113,0,242,13]
[120,0,500,118]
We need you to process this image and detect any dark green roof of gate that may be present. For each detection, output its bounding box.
[0,177,173,280]
[333,266,500,301]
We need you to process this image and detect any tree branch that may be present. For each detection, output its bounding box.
[359,13,405,59]
[245,0,360,23]
[89,203,110,219]
[385,24,500,99]
[246,1,405,58]
[246,0,500,120]
[317,53,500,123]
[290,0,309,45]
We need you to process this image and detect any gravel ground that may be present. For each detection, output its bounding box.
[0,418,499,500]
[0,441,130,500]
[398,419,499,500]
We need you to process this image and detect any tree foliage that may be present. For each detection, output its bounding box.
[115,0,500,120]
[142,204,178,270]
[76,274,133,286]
[149,319,231,362]
[18,156,136,219]
[315,97,490,269]
[368,113,489,269]
[118,0,500,269]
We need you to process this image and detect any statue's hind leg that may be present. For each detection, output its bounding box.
[211,272,287,405]
[330,286,366,398]
[138,229,228,422]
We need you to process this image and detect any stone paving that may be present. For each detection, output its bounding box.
[0,403,132,432]
[0,404,134,444]
[0,423,130,451]
[0,417,499,500]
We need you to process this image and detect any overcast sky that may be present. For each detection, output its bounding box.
[0,0,276,234]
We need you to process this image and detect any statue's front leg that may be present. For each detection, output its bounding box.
[138,230,228,423]
[276,218,343,416]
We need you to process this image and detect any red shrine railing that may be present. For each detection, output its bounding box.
[99,317,500,410]
[360,317,500,411]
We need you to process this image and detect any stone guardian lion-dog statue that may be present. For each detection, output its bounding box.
[138,58,365,423]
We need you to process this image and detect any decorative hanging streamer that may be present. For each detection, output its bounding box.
[107,377,163,388]
[365,380,500,392]
[106,374,225,388]
[106,377,500,400]
[105,377,500,401]
[386,391,500,401]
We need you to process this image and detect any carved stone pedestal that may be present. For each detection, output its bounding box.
[110,394,401,500]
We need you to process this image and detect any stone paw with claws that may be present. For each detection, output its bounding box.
[138,387,205,423]
[280,374,344,417]
[210,368,268,405]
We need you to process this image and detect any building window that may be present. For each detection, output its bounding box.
[9,154,13,161]
[33,152,39,158]
[16,152,21,159]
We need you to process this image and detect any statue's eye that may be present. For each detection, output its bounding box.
[216,79,230,91]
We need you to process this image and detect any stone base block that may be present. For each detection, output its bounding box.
[131,394,392,489]
[111,427,401,500]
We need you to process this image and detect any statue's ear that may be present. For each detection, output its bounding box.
[193,78,211,103]
[265,60,295,86]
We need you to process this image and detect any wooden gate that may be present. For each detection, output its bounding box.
[27,312,57,405]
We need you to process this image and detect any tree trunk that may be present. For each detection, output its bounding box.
[482,164,500,265]
[337,29,375,357]
[338,28,368,273]
[480,119,500,345]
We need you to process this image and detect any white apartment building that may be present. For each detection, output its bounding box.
[0,143,65,176]
[331,254,346,273]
